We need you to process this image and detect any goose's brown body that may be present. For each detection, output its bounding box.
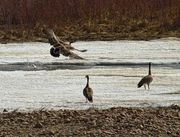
[44,29,85,59]
[83,75,93,102]
[138,63,153,89]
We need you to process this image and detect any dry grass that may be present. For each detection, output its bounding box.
[0,0,179,42]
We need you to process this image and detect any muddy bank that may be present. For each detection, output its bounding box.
[0,24,179,43]
[0,105,179,137]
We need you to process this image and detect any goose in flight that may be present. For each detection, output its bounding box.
[44,29,86,59]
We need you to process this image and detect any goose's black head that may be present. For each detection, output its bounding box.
[50,47,60,57]
[69,41,73,45]
[85,75,89,79]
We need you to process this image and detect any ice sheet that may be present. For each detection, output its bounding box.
[0,39,179,110]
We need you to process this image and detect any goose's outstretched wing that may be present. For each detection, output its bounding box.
[68,51,84,59]
[45,29,60,47]
[45,29,84,59]
[45,29,87,52]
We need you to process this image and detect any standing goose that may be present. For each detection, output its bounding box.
[83,75,93,103]
[137,62,153,89]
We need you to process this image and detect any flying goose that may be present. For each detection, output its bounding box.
[44,29,86,59]
[137,62,153,90]
[83,75,93,103]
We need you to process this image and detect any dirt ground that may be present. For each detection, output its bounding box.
[0,105,179,137]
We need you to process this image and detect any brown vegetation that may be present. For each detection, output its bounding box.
[0,106,179,136]
[0,0,179,42]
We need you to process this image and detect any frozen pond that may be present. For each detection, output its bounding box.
[0,38,180,111]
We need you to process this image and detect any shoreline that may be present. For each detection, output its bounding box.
[1,104,180,113]
[0,27,179,43]
[0,34,179,44]
[0,105,179,136]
